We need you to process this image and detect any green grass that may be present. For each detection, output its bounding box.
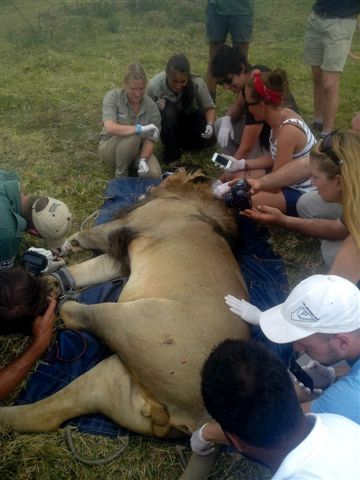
[0,1,359,478]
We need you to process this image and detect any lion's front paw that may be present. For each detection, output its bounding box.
[45,274,62,298]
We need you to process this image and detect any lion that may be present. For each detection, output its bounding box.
[0,171,249,479]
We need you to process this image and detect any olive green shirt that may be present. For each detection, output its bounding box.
[209,0,255,16]
[147,72,215,116]
[100,88,161,140]
[0,170,26,269]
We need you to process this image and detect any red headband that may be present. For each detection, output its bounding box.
[253,72,283,105]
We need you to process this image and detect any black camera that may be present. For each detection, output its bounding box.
[21,250,48,276]
[224,179,252,210]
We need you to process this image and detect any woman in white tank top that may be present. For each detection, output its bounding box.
[222,68,316,215]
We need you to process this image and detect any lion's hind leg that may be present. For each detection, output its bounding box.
[0,355,165,436]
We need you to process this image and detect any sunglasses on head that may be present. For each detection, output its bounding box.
[319,131,343,166]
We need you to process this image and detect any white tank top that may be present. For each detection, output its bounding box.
[270,118,316,193]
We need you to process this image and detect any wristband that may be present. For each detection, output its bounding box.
[135,124,142,135]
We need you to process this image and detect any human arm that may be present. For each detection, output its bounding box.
[201,108,216,139]
[0,223,22,271]
[190,422,230,455]
[139,139,155,161]
[234,123,264,159]
[241,154,273,170]
[101,90,137,137]
[103,120,159,140]
[0,298,56,400]
[103,120,137,137]
[241,207,349,241]
[205,107,216,126]
[246,157,312,193]
[329,234,360,283]
[272,123,306,171]
[227,92,246,122]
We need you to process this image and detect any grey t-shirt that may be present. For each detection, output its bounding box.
[100,88,161,140]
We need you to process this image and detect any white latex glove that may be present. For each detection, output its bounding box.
[212,181,232,199]
[57,240,72,257]
[303,360,336,389]
[224,295,261,325]
[190,424,215,456]
[217,116,234,148]
[201,123,214,139]
[228,158,246,172]
[28,247,65,274]
[140,124,159,141]
[156,98,166,111]
[137,158,150,176]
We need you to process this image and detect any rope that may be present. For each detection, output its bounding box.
[65,426,129,465]
[80,210,99,231]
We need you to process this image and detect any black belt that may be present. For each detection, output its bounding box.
[314,10,357,19]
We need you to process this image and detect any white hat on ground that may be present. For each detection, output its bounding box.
[32,197,72,249]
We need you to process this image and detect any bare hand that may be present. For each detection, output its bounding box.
[31,298,57,351]
[246,178,262,195]
[241,205,285,225]
[293,379,323,403]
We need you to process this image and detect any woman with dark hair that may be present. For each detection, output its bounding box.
[147,53,216,163]
[0,268,55,399]
[212,45,299,161]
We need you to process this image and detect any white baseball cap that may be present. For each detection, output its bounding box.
[32,197,72,249]
[260,275,360,343]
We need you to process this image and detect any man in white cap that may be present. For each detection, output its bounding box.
[0,170,72,270]
[191,274,360,455]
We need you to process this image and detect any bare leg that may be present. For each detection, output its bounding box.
[311,66,323,124]
[207,41,224,99]
[321,70,341,133]
[251,190,287,212]
[329,235,360,284]
[232,41,249,57]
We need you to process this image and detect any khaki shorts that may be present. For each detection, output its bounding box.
[304,12,357,72]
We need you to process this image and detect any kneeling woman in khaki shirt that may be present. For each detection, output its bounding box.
[99,63,162,179]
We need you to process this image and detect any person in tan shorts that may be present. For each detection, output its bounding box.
[304,1,359,137]
[99,63,162,179]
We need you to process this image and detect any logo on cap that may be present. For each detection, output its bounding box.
[48,201,61,214]
[291,302,320,323]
